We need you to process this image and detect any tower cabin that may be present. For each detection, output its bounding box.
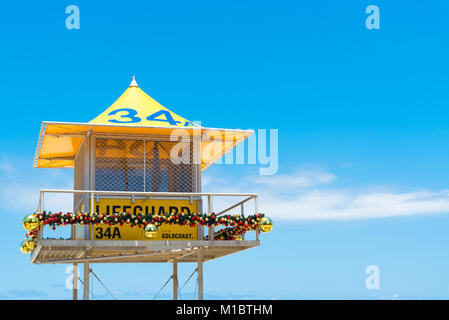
[27,77,266,300]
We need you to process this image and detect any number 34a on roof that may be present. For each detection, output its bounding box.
[107,108,197,127]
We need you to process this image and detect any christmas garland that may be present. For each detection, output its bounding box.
[36,211,265,230]
[211,226,250,240]
[20,211,273,253]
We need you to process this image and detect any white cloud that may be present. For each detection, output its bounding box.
[204,168,449,221]
[260,189,449,220]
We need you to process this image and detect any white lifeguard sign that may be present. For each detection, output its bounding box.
[26,77,269,300]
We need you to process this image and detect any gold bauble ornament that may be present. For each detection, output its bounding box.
[23,214,39,231]
[25,236,37,250]
[20,240,31,254]
[259,217,273,233]
[235,235,243,241]
[143,224,158,239]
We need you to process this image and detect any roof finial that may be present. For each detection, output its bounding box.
[129,75,139,87]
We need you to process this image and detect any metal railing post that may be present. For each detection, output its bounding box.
[40,191,44,212]
[254,195,258,215]
[38,191,44,240]
[90,192,95,240]
[241,203,245,240]
[254,195,259,241]
[208,195,213,240]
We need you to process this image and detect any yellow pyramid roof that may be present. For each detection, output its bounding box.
[90,76,198,128]
[33,77,253,170]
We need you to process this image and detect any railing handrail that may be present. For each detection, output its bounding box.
[39,189,258,197]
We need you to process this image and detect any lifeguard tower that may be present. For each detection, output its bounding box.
[20,77,273,300]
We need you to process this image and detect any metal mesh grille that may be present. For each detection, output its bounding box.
[95,137,193,192]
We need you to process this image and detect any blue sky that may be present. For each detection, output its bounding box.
[1,0,449,299]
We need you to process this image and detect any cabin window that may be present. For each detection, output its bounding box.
[95,138,193,192]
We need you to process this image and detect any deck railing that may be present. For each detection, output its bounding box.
[36,189,260,241]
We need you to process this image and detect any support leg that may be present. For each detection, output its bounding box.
[73,263,78,300]
[83,263,90,300]
[197,256,203,300]
[173,262,178,300]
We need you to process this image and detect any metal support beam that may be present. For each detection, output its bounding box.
[83,263,90,300]
[73,263,78,300]
[36,248,199,264]
[173,262,178,300]
[197,254,203,300]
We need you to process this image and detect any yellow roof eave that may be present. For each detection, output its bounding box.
[34,121,254,170]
